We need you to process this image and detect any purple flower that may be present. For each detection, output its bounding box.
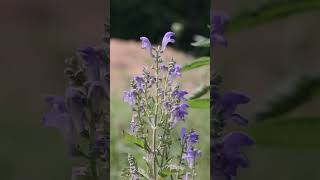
[43,95,76,154]
[214,91,250,125]
[161,32,175,51]
[183,172,191,180]
[87,81,104,114]
[169,64,182,84]
[187,130,199,146]
[182,147,202,168]
[172,89,188,101]
[77,46,101,81]
[213,132,254,179]
[160,64,167,72]
[180,127,186,144]
[123,90,136,107]
[130,117,137,133]
[134,76,145,91]
[66,87,86,133]
[171,103,189,125]
[140,36,152,56]
[210,11,230,47]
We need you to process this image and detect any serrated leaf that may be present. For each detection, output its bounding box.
[182,57,209,72]
[188,98,210,109]
[246,117,320,149]
[191,38,210,47]
[188,85,210,100]
[229,0,320,33]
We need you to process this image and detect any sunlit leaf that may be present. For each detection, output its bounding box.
[182,57,209,72]
[188,85,210,100]
[188,98,210,109]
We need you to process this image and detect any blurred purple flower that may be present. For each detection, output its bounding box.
[140,36,152,56]
[66,87,86,133]
[160,64,167,72]
[43,95,76,154]
[172,89,188,101]
[77,46,101,81]
[161,32,175,51]
[87,81,104,114]
[210,11,230,47]
[214,91,250,125]
[213,132,254,179]
[123,90,136,107]
[130,117,137,133]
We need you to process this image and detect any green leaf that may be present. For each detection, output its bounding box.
[246,117,320,149]
[229,0,320,33]
[188,98,210,109]
[158,164,184,177]
[256,75,320,121]
[182,57,210,72]
[123,131,145,150]
[138,168,151,180]
[191,38,210,47]
[188,84,210,100]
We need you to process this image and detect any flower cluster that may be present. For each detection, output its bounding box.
[42,42,109,178]
[122,32,201,179]
[211,11,254,180]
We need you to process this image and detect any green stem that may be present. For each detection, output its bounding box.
[152,50,160,180]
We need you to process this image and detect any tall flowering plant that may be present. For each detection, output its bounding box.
[42,23,109,180]
[121,32,201,180]
[211,11,254,180]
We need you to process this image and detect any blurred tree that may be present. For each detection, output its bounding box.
[111,0,210,51]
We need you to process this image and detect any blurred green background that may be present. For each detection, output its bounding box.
[0,0,106,179]
[212,0,320,179]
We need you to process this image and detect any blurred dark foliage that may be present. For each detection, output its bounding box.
[111,0,209,52]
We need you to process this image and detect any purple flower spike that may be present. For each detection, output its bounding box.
[182,147,202,168]
[172,89,188,101]
[180,127,186,144]
[77,46,101,81]
[130,117,137,133]
[66,87,86,132]
[43,95,76,154]
[212,132,254,179]
[215,91,250,125]
[169,64,182,84]
[123,90,136,107]
[188,130,199,146]
[210,11,230,47]
[161,32,175,51]
[171,103,189,124]
[134,75,145,92]
[140,36,152,56]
